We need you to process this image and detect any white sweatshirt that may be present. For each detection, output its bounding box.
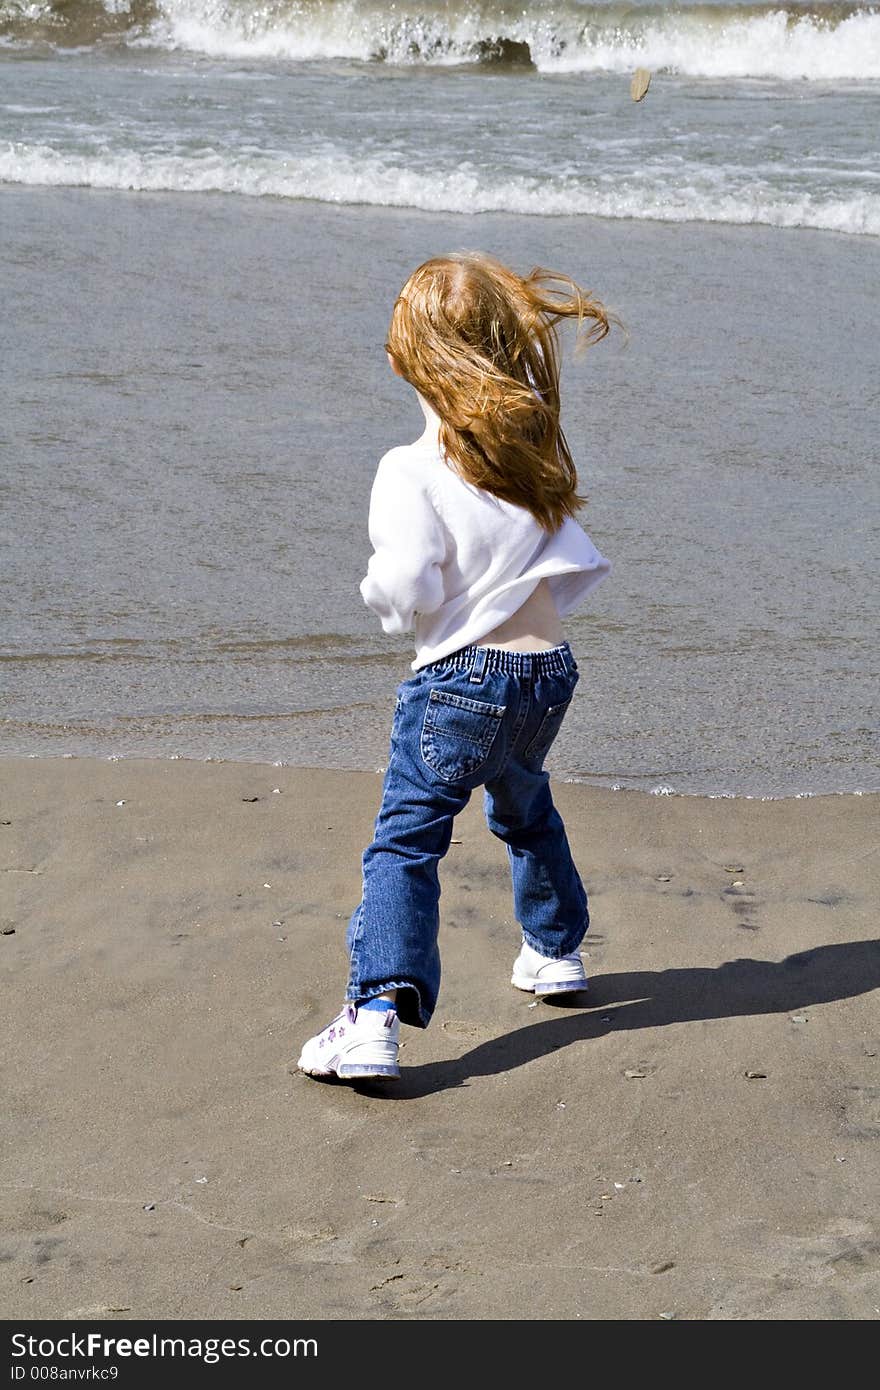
[360,412,611,670]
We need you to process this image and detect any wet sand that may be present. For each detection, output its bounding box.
[1,757,878,1320]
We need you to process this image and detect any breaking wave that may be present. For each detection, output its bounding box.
[2,1,880,81]
[3,140,879,233]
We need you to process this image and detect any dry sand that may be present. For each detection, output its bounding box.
[1,757,878,1321]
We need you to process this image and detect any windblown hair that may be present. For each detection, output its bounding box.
[385,252,612,531]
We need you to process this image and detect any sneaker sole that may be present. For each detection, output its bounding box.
[298,1060,400,1081]
[511,974,589,996]
[337,1062,400,1079]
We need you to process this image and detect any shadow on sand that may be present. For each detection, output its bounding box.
[356,938,880,1100]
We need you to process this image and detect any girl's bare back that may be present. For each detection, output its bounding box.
[482,578,565,651]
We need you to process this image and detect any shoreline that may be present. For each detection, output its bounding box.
[2,755,878,1319]
[2,752,877,804]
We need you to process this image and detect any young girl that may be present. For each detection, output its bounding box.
[298,252,612,1081]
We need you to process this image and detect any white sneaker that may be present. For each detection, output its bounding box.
[511,940,589,996]
[297,1003,400,1081]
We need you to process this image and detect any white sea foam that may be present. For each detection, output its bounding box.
[141,1,880,82]
[6,0,878,82]
[536,9,880,80]
[3,141,879,235]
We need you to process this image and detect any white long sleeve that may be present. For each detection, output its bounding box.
[359,447,447,634]
[359,431,611,670]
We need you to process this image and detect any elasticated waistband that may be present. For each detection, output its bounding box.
[424,641,576,678]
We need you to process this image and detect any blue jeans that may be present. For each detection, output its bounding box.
[346,642,589,1028]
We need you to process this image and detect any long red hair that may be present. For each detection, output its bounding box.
[385,252,612,531]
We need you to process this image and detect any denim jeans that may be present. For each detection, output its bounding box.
[345,641,589,1028]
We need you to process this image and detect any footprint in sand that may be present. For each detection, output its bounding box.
[720,871,760,931]
[369,1273,449,1313]
[842,1085,880,1139]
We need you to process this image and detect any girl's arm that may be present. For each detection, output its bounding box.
[360,450,447,634]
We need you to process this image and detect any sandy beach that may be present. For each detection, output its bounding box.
[1,756,877,1321]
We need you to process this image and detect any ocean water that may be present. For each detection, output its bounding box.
[2,1,879,796]
[3,1,880,232]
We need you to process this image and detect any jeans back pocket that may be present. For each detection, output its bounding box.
[523,697,573,766]
[420,689,506,783]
